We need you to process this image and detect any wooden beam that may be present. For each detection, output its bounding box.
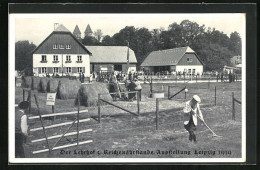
[29,109,88,120]
[31,129,92,143]
[32,140,93,154]
[30,118,90,132]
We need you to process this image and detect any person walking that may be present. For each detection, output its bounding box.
[183,95,204,143]
[15,101,30,157]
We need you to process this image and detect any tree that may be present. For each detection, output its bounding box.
[94,29,103,42]
[82,36,100,45]
[229,31,241,55]
[15,41,36,75]
[101,35,115,46]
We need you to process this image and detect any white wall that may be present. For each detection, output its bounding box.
[33,54,90,77]
[176,65,203,75]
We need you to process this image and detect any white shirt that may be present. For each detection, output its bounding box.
[183,100,204,126]
[19,110,28,136]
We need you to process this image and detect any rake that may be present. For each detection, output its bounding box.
[197,115,222,138]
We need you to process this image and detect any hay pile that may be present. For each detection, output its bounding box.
[47,78,59,93]
[77,83,112,107]
[57,79,81,99]
[31,77,41,90]
[21,76,32,88]
[38,77,50,93]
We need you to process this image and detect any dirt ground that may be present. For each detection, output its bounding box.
[15,80,242,158]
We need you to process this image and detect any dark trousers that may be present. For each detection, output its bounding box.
[184,115,197,142]
[15,133,25,158]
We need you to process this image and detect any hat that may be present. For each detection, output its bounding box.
[192,95,201,103]
[18,101,30,110]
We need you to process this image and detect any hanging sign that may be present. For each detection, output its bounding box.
[46,93,56,106]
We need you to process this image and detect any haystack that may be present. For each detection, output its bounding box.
[77,83,112,107]
[31,77,41,90]
[47,78,59,93]
[57,79,81,99]
[38,77,50,93]
[21,76,32,88]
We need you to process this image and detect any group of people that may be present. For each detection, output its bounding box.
[78,72,85,83]
[109,72,142,101]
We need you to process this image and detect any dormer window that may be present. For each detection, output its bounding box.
[53,44,58,49]
[187,57,193,62]
[59,44,64,49]
[66,44,71,49]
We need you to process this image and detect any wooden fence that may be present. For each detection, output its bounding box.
[28,93,92,154]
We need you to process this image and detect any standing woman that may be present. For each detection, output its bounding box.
[183,95,204,143]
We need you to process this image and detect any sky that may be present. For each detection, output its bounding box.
[12,14,245,46]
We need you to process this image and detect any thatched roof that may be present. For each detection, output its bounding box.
[86,46,137,64]
[141,46,196,67]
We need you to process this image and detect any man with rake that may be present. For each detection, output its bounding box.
[183,95,204,143]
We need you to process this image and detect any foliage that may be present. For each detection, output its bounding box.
[15,41,36,75]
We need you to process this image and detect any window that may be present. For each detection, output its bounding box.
[53,55,58,61]
[192,69,196,74]
[184,69,187,73]
[66,67,72,73]
[188,69,191,73]
[78,67,83,73]
[77,56,82,61]
[66,44,71,49]
[66,55,71,61]
[53,44,58,49]
[42,67,47,73]
[77,56,82,63]
[59,44,64,49]
[114,64,122,71]
[187,57,193,62]
[41,55,46,61]
[53,67,59,73]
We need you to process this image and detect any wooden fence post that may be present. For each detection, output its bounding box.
[98,94,101,123]
[29,90,31,115]
[196,75,197,83]
[136,91,140,115]
[23,89,25,101]
[77,93,80,147]
[168,86,170,99]
[156,98,159,130]
[232,92,235,120]
[185,91,187,99]
[184,74,185,83]
[215,86,217,106]
[208,78,210,89]
[34,94,51,154]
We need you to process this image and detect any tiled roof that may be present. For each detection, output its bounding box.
[73,25,81,34]
[86,46,137,63]
[54,24,70,32]
[140,46,194,66]
[84,24,93,34]
[32,24,91,55]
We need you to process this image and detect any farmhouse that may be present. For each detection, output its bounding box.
[86,46,137,73]
[140,46,204,75]
[32,24,92,77]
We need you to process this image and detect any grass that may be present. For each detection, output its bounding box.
[15,79,242,158]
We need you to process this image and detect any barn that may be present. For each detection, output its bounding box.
[140,46,204,75]
[86,46,137,73]
[32,24,92,77]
